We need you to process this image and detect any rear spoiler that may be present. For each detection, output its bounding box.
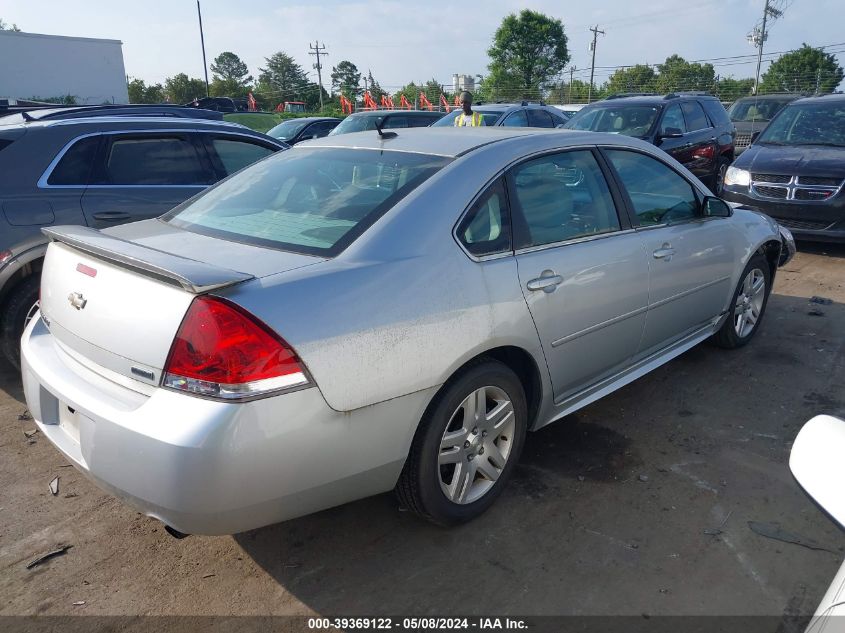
[42,225,254,293]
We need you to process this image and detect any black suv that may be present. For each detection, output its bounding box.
[728,93,803,155]
[721,93,845,242]
[565,93,735,193]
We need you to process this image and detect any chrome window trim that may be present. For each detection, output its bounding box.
[513,228,636,256]
[37,129,283,190]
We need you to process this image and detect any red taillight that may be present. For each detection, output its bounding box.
[162,296,309,399]
[693,145,715,160]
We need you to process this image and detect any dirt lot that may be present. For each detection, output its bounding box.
[1,244,844,620]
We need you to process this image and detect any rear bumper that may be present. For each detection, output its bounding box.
[22,316,425,534]
[722,188,845,242]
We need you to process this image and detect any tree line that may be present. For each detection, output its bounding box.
[122,10,844,109]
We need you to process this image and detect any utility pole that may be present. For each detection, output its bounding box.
[749,0,783,95]
[309,41,327,110]
[588,25,605,103]
[568,65,577,103]
[196,1,210,97]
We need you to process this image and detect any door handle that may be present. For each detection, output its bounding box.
[653,243,675,261]
[92,211,132,221]
[526,271,563,293]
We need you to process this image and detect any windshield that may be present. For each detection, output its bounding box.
[329,115,384,135]
[163,148,451,256]
[728,98,794,123]
[757,101,845,146]
[430,109,504,127]
[565,105,659,137]
[267,119,310,141]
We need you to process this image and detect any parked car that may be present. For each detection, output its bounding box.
[267,117,341,145]
[564,93,735,193]
[790,414,845,631]
[553,103,587,118]
[186,97,237,113]
[431,102,569,128]
[329,110,443,135]
[0,104,224,121]
[22,127,793,536]
[728,93,803,155]
[0,114,287,368]
[721,93,845,242]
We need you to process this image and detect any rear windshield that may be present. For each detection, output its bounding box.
[565,105,659,137]
[431,109,504,127]
[267,119,310,141]
[163,147,450,256]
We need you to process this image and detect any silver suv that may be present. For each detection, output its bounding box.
[0,113,287,367]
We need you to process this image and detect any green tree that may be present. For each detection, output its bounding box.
[0,18,21,31]
[257,51,309,103]
[210,51,251,84]
[716,77,755,102]
[605,65,657,95]
[653,55,715,93]
[760,44,844,94]
[127,78,165,103]
[331,60,362,99]
[487,9,569,100]
[164,73,207,103]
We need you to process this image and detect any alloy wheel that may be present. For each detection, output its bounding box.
[438,385,516,505]
[734,268,766,338]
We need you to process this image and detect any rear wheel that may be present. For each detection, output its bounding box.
[0,276,40,370]
[396,360,527,525]
[712,254,770,349]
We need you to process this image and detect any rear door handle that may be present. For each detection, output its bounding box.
[653,243,676,261]
[526,271,563,293]
[92,211,132,221]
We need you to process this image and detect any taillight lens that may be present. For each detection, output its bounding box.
[162,296,309,400]
[693,145,715,160]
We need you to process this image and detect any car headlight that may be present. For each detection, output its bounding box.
[724,166,751,187]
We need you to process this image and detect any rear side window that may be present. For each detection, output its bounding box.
[47,136,100,185]
[502,110,528,127]
[164,148,450,256]
[681,101,711,131]
[383,117,408,129]
[527,109,554,128]
[457,178,511,256]
[96,135,214,186]
[701,99,731,127]
[211,138,274,176]
[511,150,621,248]
[409,116,438,128]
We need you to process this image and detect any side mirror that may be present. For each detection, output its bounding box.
[790,415,845,529]
[660,127,684,139]
[702,196,732,217]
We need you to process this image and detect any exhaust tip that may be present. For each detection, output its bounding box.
[164,524,190,539]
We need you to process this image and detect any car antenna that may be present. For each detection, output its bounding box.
[374,117,397,140]
[21,111,35,122]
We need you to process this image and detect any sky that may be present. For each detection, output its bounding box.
[2,0,844,92]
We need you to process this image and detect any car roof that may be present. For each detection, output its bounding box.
[592,94,720,106]
[733,93,804,102]
[345,110,442,118]
[299,127,644,158]
[273,116,340,123]
[793,93,845,104]
[0,115,261,132]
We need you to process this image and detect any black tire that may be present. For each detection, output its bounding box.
[1,276,40,370]
[713,156,731,195]
[712,254,771,349]
[396,359,527,526]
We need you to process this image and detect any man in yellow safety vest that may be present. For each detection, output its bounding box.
[454,91,483,127]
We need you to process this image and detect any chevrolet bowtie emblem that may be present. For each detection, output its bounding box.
[68,292,87,310]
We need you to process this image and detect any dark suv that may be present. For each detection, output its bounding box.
[728,93,803,155]
[0,113,287,367]
[721,93,845,242]
[565,93,735,193]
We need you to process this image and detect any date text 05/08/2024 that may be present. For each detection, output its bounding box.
[307,617,528,630]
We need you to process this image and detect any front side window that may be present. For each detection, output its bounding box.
[605,150,699,226]
[47,135,100,185]
[566,105,659,137]
[660,104,686,135]
[164,148,450,256]
[510,150,621,248]
[457,178,511,256]
[212,138,275,176]
[96,135,213,185]
[527,109,554,128]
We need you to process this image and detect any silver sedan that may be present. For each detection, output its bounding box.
[21,128,794,535]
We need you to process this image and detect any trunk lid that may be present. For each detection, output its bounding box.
[39,224,324,390]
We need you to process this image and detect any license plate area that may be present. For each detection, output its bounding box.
[59,404,81,444]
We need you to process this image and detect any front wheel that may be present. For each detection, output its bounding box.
[712,254,771,349]
[396,360,527,525]
[713,157,731,195]
[1,276,40,370]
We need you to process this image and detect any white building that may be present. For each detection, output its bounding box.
[0,30,128,104]
[452,74,476,95]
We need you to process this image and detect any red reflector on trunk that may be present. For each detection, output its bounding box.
[163,296,308,398]
[76,263,97,277]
